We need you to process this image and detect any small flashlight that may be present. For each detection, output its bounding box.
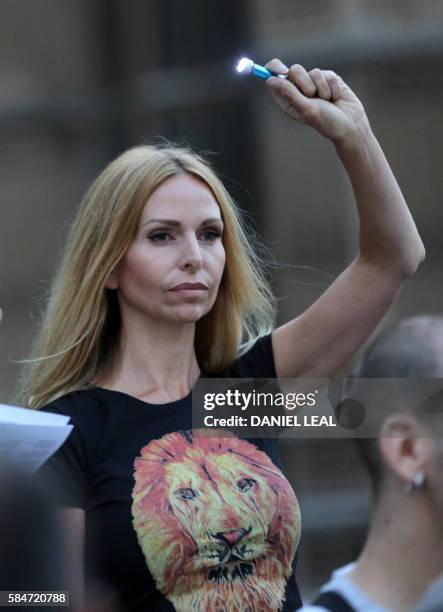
[236,57,287,80]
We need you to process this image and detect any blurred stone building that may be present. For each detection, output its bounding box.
[1,0,442,600]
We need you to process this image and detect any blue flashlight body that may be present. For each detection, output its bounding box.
[251,64,273,79]
[236,57,287,81]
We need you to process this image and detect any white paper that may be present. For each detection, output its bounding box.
[0,403,73,474]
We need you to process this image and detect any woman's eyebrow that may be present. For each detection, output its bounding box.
[142,217,223,228]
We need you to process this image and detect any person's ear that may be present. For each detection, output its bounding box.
[380,414,430,489]
[105,269,118,290]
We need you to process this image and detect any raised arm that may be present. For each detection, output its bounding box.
[264,59,425,378]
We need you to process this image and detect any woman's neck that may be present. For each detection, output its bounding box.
[99,317,201,403]
[348,494,443,611]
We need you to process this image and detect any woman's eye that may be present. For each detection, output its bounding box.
[200,230,221,242]
[149,232,171,242]
[148,229,221,243]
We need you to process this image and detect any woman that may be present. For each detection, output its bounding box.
[24,59,424,611]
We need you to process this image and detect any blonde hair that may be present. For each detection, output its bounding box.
[17,144,276,409]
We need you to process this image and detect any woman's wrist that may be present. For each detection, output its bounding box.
[333,114,375,158]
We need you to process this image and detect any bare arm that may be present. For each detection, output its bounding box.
[264,60,425,378]
[336,120,425,276]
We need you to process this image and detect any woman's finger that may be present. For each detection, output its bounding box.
[266,76,317,123]
[323,71,344,101]
[287,64,317,97]
[266,80,304,122]
[264,58,289,76]
[309,68,332,100]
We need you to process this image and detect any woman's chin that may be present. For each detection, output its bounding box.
[168,304,210,323]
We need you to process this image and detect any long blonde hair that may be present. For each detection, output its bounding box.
[17,144,276,409]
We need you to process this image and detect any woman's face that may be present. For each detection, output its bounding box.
[110,173,226,325]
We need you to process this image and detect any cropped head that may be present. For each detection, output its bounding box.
[347,316,443,505]
[19,144,275,408]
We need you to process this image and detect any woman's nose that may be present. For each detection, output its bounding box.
[179,236,203,270]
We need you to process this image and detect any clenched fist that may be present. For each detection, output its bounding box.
[265,58,369,145]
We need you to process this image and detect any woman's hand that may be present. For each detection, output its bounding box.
[265,58,369,146]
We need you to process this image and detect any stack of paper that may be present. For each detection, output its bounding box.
[0,404,72,474]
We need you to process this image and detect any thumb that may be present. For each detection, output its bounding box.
[264,58,289,77]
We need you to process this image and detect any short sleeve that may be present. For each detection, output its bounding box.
[231,332,277,379]
[32,398,88,509]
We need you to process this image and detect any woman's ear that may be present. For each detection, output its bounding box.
[105,269,119,290]
[380,414,431,487]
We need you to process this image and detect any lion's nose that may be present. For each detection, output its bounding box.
[215,528,247,547]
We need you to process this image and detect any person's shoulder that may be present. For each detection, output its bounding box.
[224,332,276,379]
[325,563,356,583]
[311,562,384,612]
[39,388,110,456]
[39,388,105,419]
[294,564,353,612]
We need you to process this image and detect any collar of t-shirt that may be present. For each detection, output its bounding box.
[298,563,391,612]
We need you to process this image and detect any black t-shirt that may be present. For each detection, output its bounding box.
[34,333,302,611]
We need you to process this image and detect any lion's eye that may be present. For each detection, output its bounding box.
[176,487,197,500]
[237,478,256,492]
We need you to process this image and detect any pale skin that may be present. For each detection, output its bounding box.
[102,173,226,402]
[63,60,425,607]
[349,415,443,610]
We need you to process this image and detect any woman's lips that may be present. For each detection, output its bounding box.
[170,289,208,297]
[169,283,208,291]
[168,283,209,298]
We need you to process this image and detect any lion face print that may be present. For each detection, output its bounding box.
[131,430,301,612]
